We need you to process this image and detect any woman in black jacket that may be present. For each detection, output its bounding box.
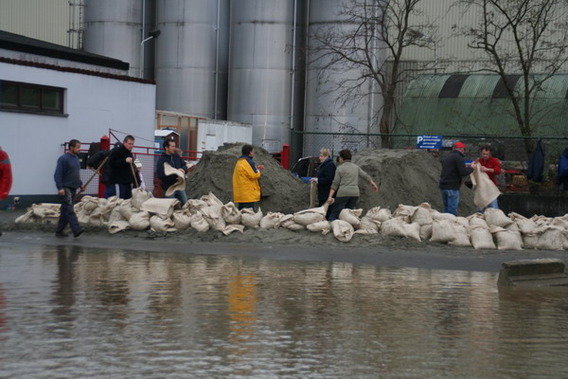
[310,148,336,207]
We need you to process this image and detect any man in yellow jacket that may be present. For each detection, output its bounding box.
[232,144,265,210]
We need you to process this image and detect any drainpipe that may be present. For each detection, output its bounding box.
[214,0,221,119]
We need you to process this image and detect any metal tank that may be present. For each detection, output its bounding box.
[155,0,230,120]
[83,0,151,77]
[304,0,383,156]
[227,0,305,153]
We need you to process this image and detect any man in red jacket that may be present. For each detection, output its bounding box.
[0,147,13,236]
[474,145,501,209]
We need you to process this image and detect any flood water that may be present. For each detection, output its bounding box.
[1,243,568,378]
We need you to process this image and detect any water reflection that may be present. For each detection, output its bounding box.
[0,244,567,378]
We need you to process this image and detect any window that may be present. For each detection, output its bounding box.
[0,80,65,115]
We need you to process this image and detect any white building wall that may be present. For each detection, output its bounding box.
[0,59,156,197]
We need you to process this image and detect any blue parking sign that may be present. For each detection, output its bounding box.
[417,135,443,149]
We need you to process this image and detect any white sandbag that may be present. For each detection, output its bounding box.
[201,205,226,231]
[221,202,241,224]
[393,204,415,223]
[282,220,305,231]
[32,203,60,219]
[186,199,208,212]
[81,196,99,213]
[490,226,522,250]
[551,217,568,230]
[77,210,91,225]
[140,198,180,219]
[293,205,327,226]
[129,211,151,230]
[200,192,224,207]
[331,219,354,242]
[15,211,34,224]
[484,208,513,228]
[172,210,192,231]
[468,215,489,229]
[338,208,362,228]
[536,226,565,251]
[403,222,421,241]
[514,218,538,234]
[470,226,496,249]
[190,212,210,232]
[131,187,153,210]
[87,213,106,226]
[241,208,263,228]
[448,223,471,247]
[307,220,332,235]
[522,234,539,250]
[430,219,457,243]
[431,211,456,222]
[365,207,392,222]
[278,214,295,227]
[353,216,380,234]
[221,224,245,235]
[411,203,433,226]
[380,218,407,238]
[455,217,469,228]
[150,215,176,232]
[260,212,285,229]
[419,224,433,241]
[108,220,131,234]
[108,206,126,223]
[470,164,501,209]
[118,201,134,221]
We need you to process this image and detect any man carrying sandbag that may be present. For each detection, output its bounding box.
[156,139,188,205]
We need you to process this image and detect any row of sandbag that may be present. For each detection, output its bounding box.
[14,189,568,249]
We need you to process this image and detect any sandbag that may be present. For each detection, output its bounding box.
[469,215,489,229]
[282,221,305,231]
[419,224,433,240]
[172,210,192,231]
[201,205,226,231]
[190,212,210,232]
[522,233,539,250]
[392,204,415,223]
[108,220,131,234]
[140,198,180,219]
[484,208,513,228]
[150,215,176,232]
[490,226,522,250]
[129,211,151,230]
[307,220,332,235]
[380,218,407,238]
[366,207,392,222]
[403,222,421,241]
[260,212,285,229]
[338,208,362,228]
[470,164,501,209]
[131,187,152,210]
[201,192,224,207]
[430,219,458,243]
[431,211,456,222]
[293,205,327,226]
[108,206,126,223]
[81,196,99,213]
[221,224,245,235]
[411,203,433,226]
[241,208,263,229]
[331,219,354,242]
[221,202,241,224]
[186,199,208,212]
[536,227,565,251]
[353,216,380,234]
[470,226,496,249]
[448,223,471,247]
[118,201,134,221]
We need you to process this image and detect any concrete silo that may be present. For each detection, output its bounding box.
[304,0,383,156]
[155,0,230,120]
[227,0,305,153]
[83,0,152,77]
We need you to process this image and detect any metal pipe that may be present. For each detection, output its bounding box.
[214,0,221,119]
[289,0,298,131]
[140,0,146,78]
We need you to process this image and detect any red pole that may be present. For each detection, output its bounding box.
[281,144,290,170]
[98,135,110,198]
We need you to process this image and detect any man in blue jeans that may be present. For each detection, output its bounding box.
[439,141,473,215]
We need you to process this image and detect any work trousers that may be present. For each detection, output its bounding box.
[56,187,81,234]
[327,196,358,221]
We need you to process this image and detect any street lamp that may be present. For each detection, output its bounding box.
[139,30,161,79]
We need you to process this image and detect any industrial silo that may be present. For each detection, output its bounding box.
[304,0,383,156]
[83,0,152,77]
[154,0,230,120]
[227,0,305,153]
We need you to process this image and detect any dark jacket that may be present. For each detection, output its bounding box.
[157,152,187,191]
[439,150,473,190]
[108,144,135,185]
[54,152,82,190]
[87,149,112,184]
[316,157,336,205]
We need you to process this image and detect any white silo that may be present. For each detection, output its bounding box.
[154,0,230,119]
[83,0,152,77]
[304,0,383,156]
[227,0,305,153]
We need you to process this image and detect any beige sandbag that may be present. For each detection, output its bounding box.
[393,204,415,223]
[172,210,191,230]
[419,224,433,240]
[221,202,241,224]
[190,212,210,232]
[380,218,407,238]
[331,219,354,242]
[241,208,263,228]
[201,192,224,207]
[108,220,131,234]
[81,196,99,213]
[201,205,226,231]
[293,205,327,226]
[403,222,421,241]
[366,207,392,222]
[470,226,496,249]
[118,201,134,221]
[490,226,522,250]
[186,199,208,212]
[140,198,180,219]
[87,213,106,226]
[77,210,91,225]
[484,208,513,228]
[514,218,538,234]
[129,211,151,230]
[260,212,285,229]
[455,217,469,228]
[15,210,34,224]
[470,164,501,209]
[307,220,332,235]
[522,233,538,250]
[338,208,362,228]
[469,215,489,229]
[411,203,433,226]
[448,223,471,247]
[108,206,126,223]
[163,162,186,199]
[430,219,457,243]
[564,230,568,250]
[283,221,305,231]
[353,216,380,234]
[431,211,456,222]
[32,203,60,219]
[551,217,568,230]
[536,226,564,251]
[131,187,153,210]
[150,215,176,232]
[221,224,245,235]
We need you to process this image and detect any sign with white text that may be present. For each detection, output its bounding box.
[416,135,443,149]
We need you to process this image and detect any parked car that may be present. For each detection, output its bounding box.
[290,156,320,183]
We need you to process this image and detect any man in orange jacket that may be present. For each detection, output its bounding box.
[232,144,265,210]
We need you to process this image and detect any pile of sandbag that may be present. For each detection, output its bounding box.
[14,190,568,250]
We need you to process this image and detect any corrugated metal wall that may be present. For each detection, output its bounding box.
[0,0,77,47]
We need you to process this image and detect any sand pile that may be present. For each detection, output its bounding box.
[185,145,476,216]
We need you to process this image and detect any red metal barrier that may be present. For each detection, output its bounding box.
[98,135,110,198]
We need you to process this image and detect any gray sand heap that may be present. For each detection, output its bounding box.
[186,145,476,215]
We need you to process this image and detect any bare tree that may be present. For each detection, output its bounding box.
[311,0,437,148]
[455,0,568,157]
